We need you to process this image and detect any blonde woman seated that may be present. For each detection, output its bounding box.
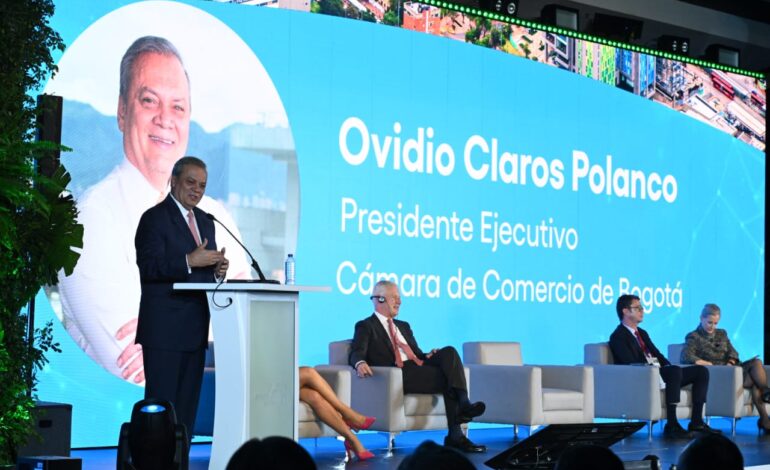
[681,303,770,431]
[299,366,375,460]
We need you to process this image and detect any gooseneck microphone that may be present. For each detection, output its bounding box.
[205,213,280,284]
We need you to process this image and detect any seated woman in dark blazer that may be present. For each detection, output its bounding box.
[681,303,770,431]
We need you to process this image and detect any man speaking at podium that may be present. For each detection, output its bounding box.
[135,156,228,437]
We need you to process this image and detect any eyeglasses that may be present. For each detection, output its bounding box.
[628,305,645,312]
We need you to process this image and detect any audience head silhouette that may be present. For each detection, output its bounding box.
[226,437,316,470]
[397,440,475,470]
[554,444,624,470]
[676,433,743,470]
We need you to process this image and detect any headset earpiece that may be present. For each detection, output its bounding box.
[370,295,386,303]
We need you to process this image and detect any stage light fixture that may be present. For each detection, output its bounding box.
[657,35,690,56]
[478,0,518,17]
[541,4,579,31]
[705,44,740,67]
[35,94,63,178]
[116,399,189,470]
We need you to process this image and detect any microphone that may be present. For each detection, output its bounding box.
[205,213,280,284]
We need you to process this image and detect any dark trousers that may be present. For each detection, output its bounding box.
[659,364,709,405]
[143,346,206,439]
[401,346,468,426]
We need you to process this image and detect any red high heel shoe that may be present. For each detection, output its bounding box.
[344,440,374,461]
[758,419,770,434]
[346,416,376,432]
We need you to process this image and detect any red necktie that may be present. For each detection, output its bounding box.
[387,318,423,367]
[635,330,652,358]
[187,211,201,245]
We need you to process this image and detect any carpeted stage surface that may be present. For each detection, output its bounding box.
[74,418,770,469]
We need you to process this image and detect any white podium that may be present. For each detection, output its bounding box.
[173,283,329,470]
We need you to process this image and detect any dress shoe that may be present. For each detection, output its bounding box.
[458,401,486,423]
[346,416,376,432]
[344,440,375,461]
[444,435,487,453]
[688,422,722,434]
[663,422,692,439]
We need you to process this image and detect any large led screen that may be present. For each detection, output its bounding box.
[36,0,765,447]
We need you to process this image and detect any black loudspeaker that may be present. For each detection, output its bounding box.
[705,44,740,67]
[591,13,643,43]
[17,456,82,470]
[17,402,73,458]
[35,94,63,178]
[541,4,579,30]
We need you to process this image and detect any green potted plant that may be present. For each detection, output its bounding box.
[0,0,82,466]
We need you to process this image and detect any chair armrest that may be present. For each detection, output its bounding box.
[467,364,543,424]
[314,365,352,407]
[591,364,661,420]
[540,365,592,392]
[702,365,744,418]
[349,366,406,432]
[541,365,594,421]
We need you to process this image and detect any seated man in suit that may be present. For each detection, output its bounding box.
[609,294,720,438]
[349,280,486,453]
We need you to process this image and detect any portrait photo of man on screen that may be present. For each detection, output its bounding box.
[47,2,298,384]
[55,35,251,383]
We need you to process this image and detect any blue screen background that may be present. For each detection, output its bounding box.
[36,0,764,447]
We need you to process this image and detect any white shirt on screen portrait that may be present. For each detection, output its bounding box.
[56,158,251,381]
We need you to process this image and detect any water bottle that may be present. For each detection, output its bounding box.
[285,254,295,285]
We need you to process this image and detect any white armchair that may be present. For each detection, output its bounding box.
[668,343,749,434]
[584,342,697,439]
[193,342,352,440]
[298,365,354,438]
[328,340,468,450]
[463,341,594,438]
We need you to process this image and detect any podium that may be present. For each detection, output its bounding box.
[173,283,329,470]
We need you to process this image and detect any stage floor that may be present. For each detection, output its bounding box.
[74,417,770,469]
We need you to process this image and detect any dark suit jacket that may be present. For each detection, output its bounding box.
[349,314,426,367]
[609,324,671,366]
[135,195,216,352]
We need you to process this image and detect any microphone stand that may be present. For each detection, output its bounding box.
[206,213,280,284]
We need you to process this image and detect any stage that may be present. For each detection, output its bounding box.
[74,418,770,469]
